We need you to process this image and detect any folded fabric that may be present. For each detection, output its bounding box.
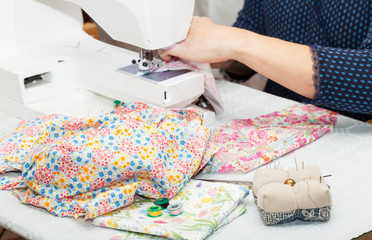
[252,165,331,225]
[202,104,338,173]
[93,179,249,240]
[0,103,217,218]
[0,114,71,173]
[0,103,336,223]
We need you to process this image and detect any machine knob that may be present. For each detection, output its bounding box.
[132,59,137,64]
[142,62,148,67]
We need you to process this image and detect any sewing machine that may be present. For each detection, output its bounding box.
[0,0,206,120]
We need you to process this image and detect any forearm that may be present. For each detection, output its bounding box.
[160,17,315,99]
[225,28,315,99]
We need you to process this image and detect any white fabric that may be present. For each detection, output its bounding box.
[253,165,322,193]
[1,80,372,239]
[92,180,248,240]
[253,166,331,212]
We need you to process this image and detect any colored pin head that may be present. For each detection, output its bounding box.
[284,178,296,187]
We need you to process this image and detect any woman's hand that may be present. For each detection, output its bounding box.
[160,16,315,99]
[159,16,233,63]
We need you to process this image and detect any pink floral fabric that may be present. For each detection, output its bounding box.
[201,104,338,173]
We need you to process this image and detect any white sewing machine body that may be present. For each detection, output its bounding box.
[0,0,204,120]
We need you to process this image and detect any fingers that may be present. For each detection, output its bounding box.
[158,48,174,61]
[159,44,185,61]
[158,49,172,61]
[159,44,177,61]
[158,16,215,62]
[158,49,178,61]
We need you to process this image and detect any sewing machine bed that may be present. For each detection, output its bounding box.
[1,80,372,240]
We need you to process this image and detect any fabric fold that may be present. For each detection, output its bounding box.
[0,103,216,218]
[202,104,338,173]
[93,179,249,240]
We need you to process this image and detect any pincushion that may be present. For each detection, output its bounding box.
[252,165,331,225]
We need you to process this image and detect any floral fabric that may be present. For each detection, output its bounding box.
[202,104,338,173]
[93,179,249,240]
[0,103,337,223]
[0,103,216,218]
[0,114,71,173]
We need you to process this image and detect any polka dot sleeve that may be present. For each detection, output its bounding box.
[311,22,372,114]
[232,0,266,35]
[231,0,371,120]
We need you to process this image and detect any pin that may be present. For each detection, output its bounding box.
[113,100,122,107]
[284,178,296,187]
[320,174,332,183]
[295,157,298,171]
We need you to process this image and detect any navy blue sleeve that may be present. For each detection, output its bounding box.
[233,0,266,35]
[311,21,372,114]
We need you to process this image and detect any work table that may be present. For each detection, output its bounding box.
[1,80,372,240]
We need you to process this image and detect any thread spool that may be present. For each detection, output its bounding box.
[168,203,183,216]
[154,198,170,210]
[147,206,163,218]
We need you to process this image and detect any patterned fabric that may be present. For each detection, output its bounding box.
[0,115,70,173]
[252,165,331,225]
[202,104,337,173]
[234,0,372,121]
[0,176,25,190]
[0,103,216,218]
[257,206,331,226]
[93,180,249,240]
[0,103,336,223]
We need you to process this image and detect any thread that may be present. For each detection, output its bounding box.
[286,171,299,217]
[290,187,300,218]
[147,205,163,218]
[168,203,183,216]
[154,198,170,210]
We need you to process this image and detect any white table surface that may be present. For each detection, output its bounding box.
[1,80,372,240]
